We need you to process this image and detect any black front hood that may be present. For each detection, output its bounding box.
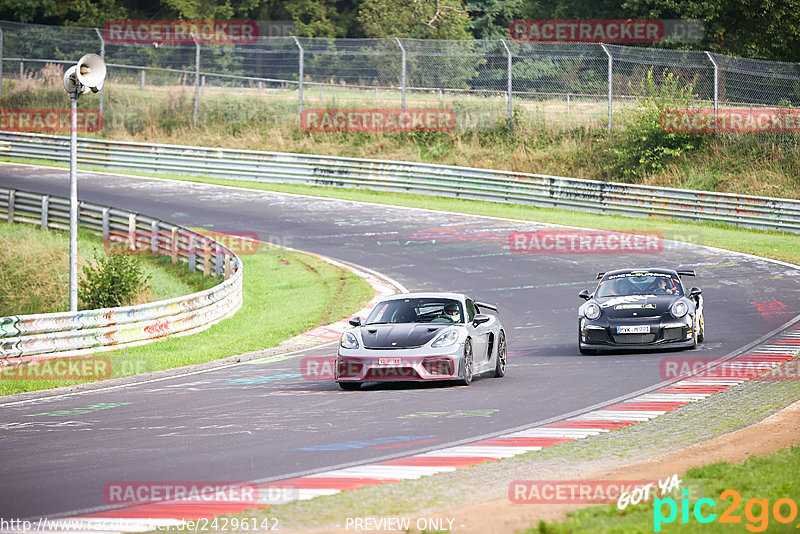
[360,324,446,349]
[598,295,676,319]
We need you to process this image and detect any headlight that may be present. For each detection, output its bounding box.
[584,303,601,320]
[670,300,689,318]
[340,331,359,350]
[431,329,459,348]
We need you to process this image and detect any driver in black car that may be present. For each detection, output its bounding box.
[650,277,678,295]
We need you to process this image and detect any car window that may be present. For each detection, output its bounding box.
[596,273,683,297]
[365,298,464,324]
[465,299,476,322]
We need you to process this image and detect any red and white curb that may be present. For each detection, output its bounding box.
[18,325,800,533]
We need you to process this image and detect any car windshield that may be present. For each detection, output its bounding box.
[365,298,464,324]
[595,273,683,298]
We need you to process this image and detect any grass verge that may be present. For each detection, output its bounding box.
[0,227,374,396]
[0,222,216,316]
[527,445,800,533]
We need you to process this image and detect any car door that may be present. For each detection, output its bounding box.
[466,299,491,367]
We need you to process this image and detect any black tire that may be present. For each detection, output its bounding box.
[337,381,361,391]
[493,330,506,378]
[458,339,474,386]
[697,312,705,343]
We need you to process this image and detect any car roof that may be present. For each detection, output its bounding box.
[601,268,679,278]
[379,292,468,302]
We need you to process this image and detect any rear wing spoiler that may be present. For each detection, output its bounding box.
[475,301,498,313]
[677,270,696,277]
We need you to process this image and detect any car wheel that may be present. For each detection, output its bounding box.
[459,339,474,386]
[493,330,506,378]
[337,381,361,391]
[697,313,705,343]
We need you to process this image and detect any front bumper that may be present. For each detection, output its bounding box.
[335,348,461,382]
[579,317,695,351]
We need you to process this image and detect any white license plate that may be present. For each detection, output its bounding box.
[378,358,401,365]
[617,325,651,334]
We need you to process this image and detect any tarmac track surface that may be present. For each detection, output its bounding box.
[1,165,799,519]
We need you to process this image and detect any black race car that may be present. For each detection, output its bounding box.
[577,268,704,354]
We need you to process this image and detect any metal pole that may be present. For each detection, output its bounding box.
[69,92,79,311]
[293,36,304,114]
[140,69,145,90]
[192,33,200,125]
[396,38,406,111]
[501,39,513,128]
[95,28,105,122]
[600,43,612,132]
[705,51,719,130]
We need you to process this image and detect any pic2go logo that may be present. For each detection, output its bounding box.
[654,489,799,532]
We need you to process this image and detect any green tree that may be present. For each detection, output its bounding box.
[359,0,472,39]
[467,0,525,39]
[622,0,800,61]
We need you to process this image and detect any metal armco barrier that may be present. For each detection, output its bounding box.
[0,186,243,359]
[2,131,800,233]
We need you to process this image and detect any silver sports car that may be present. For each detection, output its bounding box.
[335,292,507,390]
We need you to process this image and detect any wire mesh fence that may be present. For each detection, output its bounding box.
[1,19,799,133]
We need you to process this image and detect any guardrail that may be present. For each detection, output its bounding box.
[0,186,243,359]
[2,131,800,233]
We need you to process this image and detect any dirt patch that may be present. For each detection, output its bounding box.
[295,398,800,533]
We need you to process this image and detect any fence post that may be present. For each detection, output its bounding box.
[101,207,110,237]
[127,212,137,250]
[171,227,178,264]
[188,235,197,272]
[600,43,613,132]
[140,69,145,90]
[151,220,159,253]
[705,51,719,130]
[191,33,200,125]
[94,28,105,122]
[41,195,49,230]
[501,39,513,128]
[292,36,304,114]
[7,190,14,223]
[0,29,4,99]
[19,60,23,80]
[395,37,406,111]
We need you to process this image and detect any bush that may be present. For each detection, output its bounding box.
[79,251,150,310]
[605,69,708,182]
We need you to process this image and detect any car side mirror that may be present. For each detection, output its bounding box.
[473,314,491,326]
[349,317,362,327]
[689,287,702,298]
[578,289,591,300]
